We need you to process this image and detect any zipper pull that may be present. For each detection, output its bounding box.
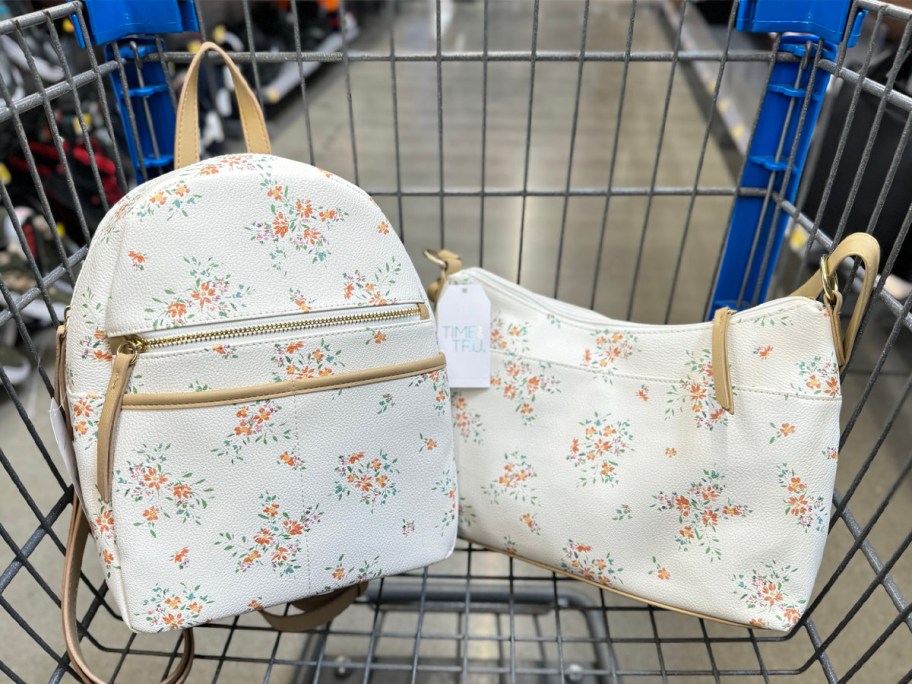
[96,341,140,501]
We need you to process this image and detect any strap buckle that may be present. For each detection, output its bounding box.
[820,255,839,304]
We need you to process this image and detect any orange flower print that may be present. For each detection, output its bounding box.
[753,345,773,360]
[216,399,291,463]
[582,329,637,372]
[503,537,519,555]
[411,369,452,417]
[666,349,729,430]
[566,413,634,486]
[433,468,458,531]
[560,540,623,586]
[334,450,399,510]
[171,547,190,570]
[732,561,805,630]
[451,391,484,443]
[323,554,382,590]
[148,256,250,329]
[342,257,401,306]
[135,180,201,220]
[377,220,390,235]
[793,354,839,398]
[371,330,387,344]
[769,422,796,444]
[665,447,677,458]
[69,394,102,444]
[418,433,437,453]
[102,549,115,566]
[199,163,219,175]
[116,443,213,537]
[649,557,671,581]
[288,287,314,313]
[248,598,264,611]
[209,342,238,360]
[652,467,750,560]
[278,450,305,471]
[91,501,119,578]
[482,451,538,505]
[778,464,827,532]
[271,338,343,382]
[93,508,114,537]
[520,512,541,535]
[246,178,340,271]
[216,492,322,575]
[128,250,146,271]
[822,447,838,461]
[637,385,650,401]
[491,354,559,426]
[139,583,213,632]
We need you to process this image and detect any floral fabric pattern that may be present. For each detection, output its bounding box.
[481,451,538,505]
[452,393,484,443]
[560,540,623,586]
[490,358,559,426]
[333,450,400,510]
[665,349,729,430]
[567,413,634,487]
[777,465,827,533]
[582,329,637,372]
[271,338,343,382]
[411,369,450,416]
[731,561,805,630]
[433,468,458,532]
[134,180,201,221]
[146,256,250,329]
[342,257,401,306]
[214,400,291,463]
[138,583,213,631]
[651,467,751,560]
[216,492,322,575]
[115,443,213,537]
[792,354,839,398]
[245,175,346,270]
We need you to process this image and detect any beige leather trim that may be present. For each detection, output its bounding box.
[54,322,71,436]
[424,249,463,306]
[63,495,195,683]
[789,232,880,369]
[97,347,136,501]
[122,353,446,410]
[174,41,271,169]
[462,536,756,630]
[711,307,735,414]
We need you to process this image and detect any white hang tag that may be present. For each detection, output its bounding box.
[436,283,491,388]
[49,398,82,505]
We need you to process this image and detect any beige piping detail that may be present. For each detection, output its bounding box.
[711,307,735,414]
[122,353,446,410]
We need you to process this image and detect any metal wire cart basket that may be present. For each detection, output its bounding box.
[1,0,911,681]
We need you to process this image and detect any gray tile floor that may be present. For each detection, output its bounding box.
[1,1,911,682]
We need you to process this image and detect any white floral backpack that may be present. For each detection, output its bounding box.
[426,233,878,631]
[56,43,456,683]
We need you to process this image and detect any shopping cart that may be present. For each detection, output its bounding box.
[1,0,911,681]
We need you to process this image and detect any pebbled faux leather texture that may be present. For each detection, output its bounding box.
[448,266,842,632]
[64,153,457,634]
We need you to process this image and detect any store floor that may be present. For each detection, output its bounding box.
[1,1,910,682]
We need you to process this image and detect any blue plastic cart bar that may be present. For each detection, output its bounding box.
[77,0,198,177]
[709,0,865,315]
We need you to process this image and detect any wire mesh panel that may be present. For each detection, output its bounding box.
[0,0,910,682]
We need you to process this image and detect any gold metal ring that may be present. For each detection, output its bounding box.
[820,255,839,303]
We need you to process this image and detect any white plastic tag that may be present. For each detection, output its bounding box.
[436,283,491,388]
[49,398,82,505]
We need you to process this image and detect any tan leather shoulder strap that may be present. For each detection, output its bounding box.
[424,249,463,305]
[62,495,195,683]
[789,233,880,368]
[258,582,367,631]
[174,41,271,169]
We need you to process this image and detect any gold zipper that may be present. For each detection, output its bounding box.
[126,303,428,353]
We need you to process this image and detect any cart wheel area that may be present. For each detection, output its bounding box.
[0,1,911,682]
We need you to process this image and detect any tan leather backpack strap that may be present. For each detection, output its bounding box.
[54,320,72,436]
[258,582,367,631]
[423,249,463,305]
[174,41,271,169]
[62,494,195,684]
[789,232,880,368]
[711,307,735,415]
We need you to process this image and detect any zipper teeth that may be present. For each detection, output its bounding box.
[134,306,422,351]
